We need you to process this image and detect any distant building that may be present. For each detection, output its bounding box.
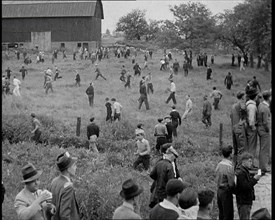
[2,0,104,52]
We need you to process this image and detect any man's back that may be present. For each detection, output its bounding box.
[149,202,179,220]
[87,123,100,139]
[113,202,141,220]
[86,86,94,95]
[50,175,80,220]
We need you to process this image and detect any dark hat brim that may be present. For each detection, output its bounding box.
[22,170,42,183]
[119,186,144,200]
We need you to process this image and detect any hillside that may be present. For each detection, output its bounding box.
[2,45,271,219]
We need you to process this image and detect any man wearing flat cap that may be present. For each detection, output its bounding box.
[149,179,188,219]
[14,163,55,220]
[49,152,80,220]
[113,179,143,219]
[257,90,271,174]
[149,143,181,208]
[245,87,260,168]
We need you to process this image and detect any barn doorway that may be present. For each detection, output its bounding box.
[31,31,51,51]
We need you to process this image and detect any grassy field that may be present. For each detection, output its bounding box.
[2,44,271,219]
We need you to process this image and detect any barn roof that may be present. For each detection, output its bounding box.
[2,1,104,19]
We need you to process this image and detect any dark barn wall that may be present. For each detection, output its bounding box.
[2,17,101,43]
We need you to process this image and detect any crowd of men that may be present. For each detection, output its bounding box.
[2,46,271,220]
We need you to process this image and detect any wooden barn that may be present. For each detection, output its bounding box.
[2,0,104,52]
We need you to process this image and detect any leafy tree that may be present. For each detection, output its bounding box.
[116,9,148,40]
[217,0,271,70]
[169,2,217,50]
[145,19,161,41]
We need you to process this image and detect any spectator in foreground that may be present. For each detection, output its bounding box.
[178,187,199,219]
[149,143,180,208]
[112,179,143,219]
[149,179,188,220]
[251,208,271,220]
[197,189,215,220]
[49,152,80,220]
[14,163,55,220]
[215,145,235,220]
[235,152,261,220]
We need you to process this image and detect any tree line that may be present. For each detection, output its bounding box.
[114,0,271,71]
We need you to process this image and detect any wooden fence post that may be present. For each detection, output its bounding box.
[76,117,81,137]
[219,123,223,147]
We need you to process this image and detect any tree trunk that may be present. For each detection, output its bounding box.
[264,58,269,71]
[250,53,254,68]
[257,56,262,69]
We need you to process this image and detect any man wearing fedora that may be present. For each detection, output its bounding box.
[49,152,80,220]
[14,163,55,220]
[245,87,260,167]
[149,143,181,208]
[112,178,143,219]
[149,179,188,219]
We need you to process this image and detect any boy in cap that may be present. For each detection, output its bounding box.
[215,145,235,220]
[15,163,55,220]
[149,179,188,219]
[166,79,177,105]
[113,179,143,219]
[235,152,261,220]
[49,152,80,220]
[149,143,180,208]
[210,87,222,110]
[257,90,271,173]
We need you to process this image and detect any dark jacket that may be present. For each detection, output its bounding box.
[235,165,258,205]
[149,159,177,207]
[49,175,80,220]
[87,123,100,139]
[165,122,173,142]
[105,102,112,115]
[170,110,181,126]
[86,85,94,96]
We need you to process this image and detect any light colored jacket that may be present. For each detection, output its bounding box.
[113,201,141,219]
[14,187,44,220]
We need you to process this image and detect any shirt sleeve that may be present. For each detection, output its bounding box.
[14,196,41,220]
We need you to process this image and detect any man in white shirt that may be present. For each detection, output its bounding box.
[111,98,123,121]
[13,76,21,96]
[182,95,193,120]
[166,79,177,105]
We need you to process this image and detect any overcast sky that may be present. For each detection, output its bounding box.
[102,0,244,33]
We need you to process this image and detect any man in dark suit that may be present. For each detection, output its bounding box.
[169,106,181,138]
[49,152,80,220]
